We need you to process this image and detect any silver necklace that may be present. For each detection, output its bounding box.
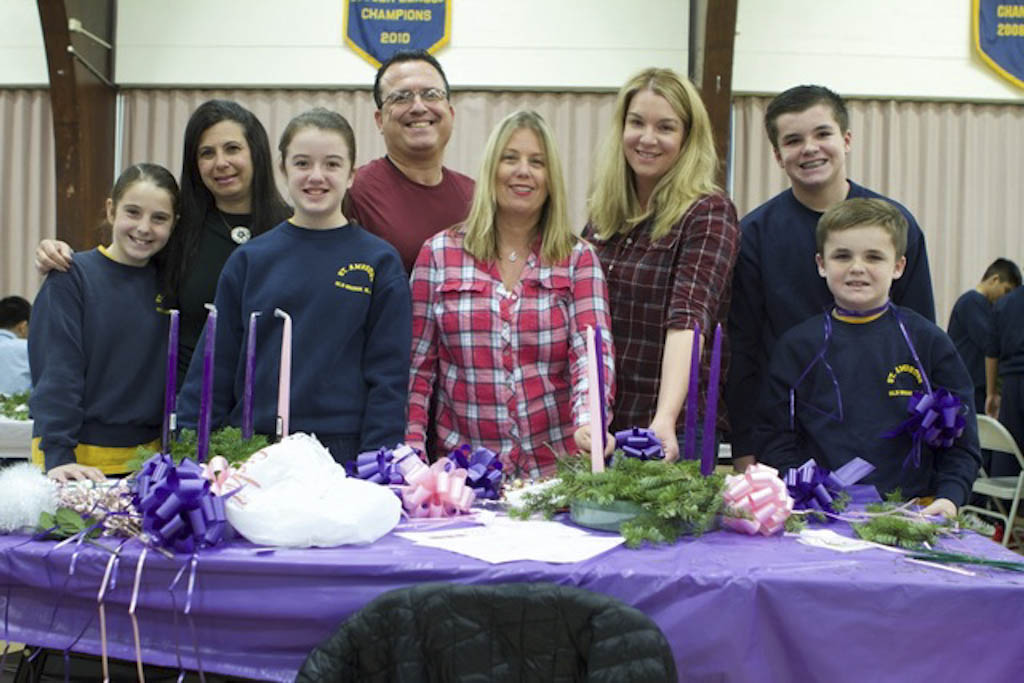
[506,251,519,262]
[218,211,251,245]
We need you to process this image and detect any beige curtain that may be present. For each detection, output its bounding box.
[120,89,618,231]
[0,89,53,299]
[731,96,1024,326]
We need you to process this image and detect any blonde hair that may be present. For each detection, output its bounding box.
[462,110,575,264]
[589,68,720,241]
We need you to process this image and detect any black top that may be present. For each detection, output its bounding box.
[176,210,251,384]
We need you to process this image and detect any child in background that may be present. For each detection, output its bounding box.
[985,280,1024,477]
[756,198,979,516]
[30,164,178,482]
[0,296,31,395]
[948,258,1021,412]
[177,108,411,464]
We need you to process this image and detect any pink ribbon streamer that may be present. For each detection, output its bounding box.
[200,456,236,496]
[396,456,476,518]
[722,464,794,536]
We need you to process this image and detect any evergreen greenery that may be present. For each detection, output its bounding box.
[128,427,268,471]
[37,507,100,540]
[508,457,724,548]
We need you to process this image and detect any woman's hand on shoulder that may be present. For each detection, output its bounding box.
[35,239,74,274]
[47,463,106,484]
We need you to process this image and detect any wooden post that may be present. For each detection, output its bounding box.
[37,0,116,250]
[689,0,738,189]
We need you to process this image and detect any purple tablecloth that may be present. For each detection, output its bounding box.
[2,517,1024,682]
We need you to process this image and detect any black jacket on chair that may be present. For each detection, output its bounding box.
[296,581,678,682]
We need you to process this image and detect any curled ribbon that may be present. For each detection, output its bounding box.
[784,457,875,516]
[132,453,228,553]
[396,456,475,518]
[201,455,237,495]
[614,428,664,460]
[722,464,793,536]
[346,444,417,485]
[449,444,504,500]
[882,388,967,469]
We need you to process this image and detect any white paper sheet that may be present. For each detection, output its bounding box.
[395,514,624,564]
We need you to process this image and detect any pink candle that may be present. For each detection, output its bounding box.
[700,323,722,476]
[594,323,608,445]
[586,325,605,473]
[161,309,180,453]
[682,323,701,461]
[196,304,217,463]
[241,311,260,440]
[274,308,292,440]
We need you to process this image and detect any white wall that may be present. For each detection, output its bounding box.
[734,0,1024,101]
[4,0,1022,101]
[0,0,47,85]
[114,0,688,89]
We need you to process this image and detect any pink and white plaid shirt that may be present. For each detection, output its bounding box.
[408,229,615,477]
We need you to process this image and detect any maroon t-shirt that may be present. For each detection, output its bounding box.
[348,156,475,274]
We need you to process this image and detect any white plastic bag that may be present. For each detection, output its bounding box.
[225,433,401,547]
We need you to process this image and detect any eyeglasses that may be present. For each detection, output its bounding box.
[381,88,448,108]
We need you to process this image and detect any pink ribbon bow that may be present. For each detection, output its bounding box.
[201,455,235,495]
[721,463,794,536]
[397,456,476,518]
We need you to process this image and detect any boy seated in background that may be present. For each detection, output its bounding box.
[0,296,31,395]
[948,258,1021,412]
[756,198,979,517]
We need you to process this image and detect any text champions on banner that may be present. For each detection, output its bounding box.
[344,0,451,68]
[974,0,1024,89]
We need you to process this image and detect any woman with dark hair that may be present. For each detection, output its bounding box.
[35,100,291,381]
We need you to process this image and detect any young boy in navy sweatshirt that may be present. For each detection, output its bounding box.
[755,198,979,516]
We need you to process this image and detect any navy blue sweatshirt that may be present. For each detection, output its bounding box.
[755,307,979,507]
[727,181,936,456]
[947,289,991,393]
[987,286,1024,377]
[29,248,167,470]
[177,221,411,453]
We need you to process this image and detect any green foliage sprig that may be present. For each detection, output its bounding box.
[127,427,268,471]
[0,390,30,420]
[37,507,101,541]
[508,457,724,548]
[852,515,944,549]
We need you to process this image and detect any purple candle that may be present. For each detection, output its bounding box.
[594,323,608,454]
[161,309,180,453]
[700,323,722,476]
[682,323,701,461]
[241,311,260,440]
[196,304,217,463]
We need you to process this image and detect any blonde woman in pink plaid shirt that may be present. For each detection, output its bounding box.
[407,110,615,478]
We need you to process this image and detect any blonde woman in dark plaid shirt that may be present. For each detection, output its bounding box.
[408,111,616,478]
[588,68,740,462]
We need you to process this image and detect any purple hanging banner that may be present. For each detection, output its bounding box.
[345,0,451,69]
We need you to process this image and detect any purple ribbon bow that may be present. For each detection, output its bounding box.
[132,453,228,553]
[449,444,503,500]
[785,457,875,516]
[883,388,967,469]
[614,427,664,460]
[347,446,411,485]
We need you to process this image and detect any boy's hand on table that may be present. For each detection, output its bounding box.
[920,498,956,518]
[47,463,106,483]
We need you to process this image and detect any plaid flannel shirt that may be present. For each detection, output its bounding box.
[591,193,739,434]
[408,230,615,477]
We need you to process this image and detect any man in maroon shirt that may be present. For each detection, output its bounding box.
[347,51,475,273]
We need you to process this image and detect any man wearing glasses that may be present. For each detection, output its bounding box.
[348,50,475,273]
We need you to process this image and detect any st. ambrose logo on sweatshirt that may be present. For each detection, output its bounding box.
[335,262,375,295]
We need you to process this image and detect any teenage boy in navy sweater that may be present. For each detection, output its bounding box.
[728,85,935,472]
[756,198,978,517]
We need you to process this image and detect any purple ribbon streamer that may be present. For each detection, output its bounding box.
[785,457,875,516]
[449,444,504,500]
[614,427,664,460]
[133,453,228,553]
